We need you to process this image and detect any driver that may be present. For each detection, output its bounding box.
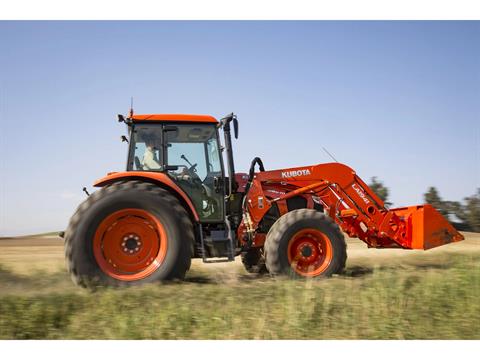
[142,139,161,170]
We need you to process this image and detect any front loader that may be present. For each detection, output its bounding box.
[64,112,464,287]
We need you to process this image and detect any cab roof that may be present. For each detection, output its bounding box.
[131,114,218,123]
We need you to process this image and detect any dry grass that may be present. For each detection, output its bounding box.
[0,232,479,339]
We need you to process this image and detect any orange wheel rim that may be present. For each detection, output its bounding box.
[93,209,167,281]
[287,228,333,276]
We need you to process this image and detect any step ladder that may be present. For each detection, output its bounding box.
[198,223,235,263]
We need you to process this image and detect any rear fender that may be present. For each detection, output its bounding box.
[93,171,200,222]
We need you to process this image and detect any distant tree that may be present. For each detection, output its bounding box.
[446,200,464,220]
[461,189,480,232]
[424,187,449,217]
[369,177,392,206]
[424,187,480,232]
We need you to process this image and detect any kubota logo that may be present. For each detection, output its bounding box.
[281,169,311,178]
[352,183,370,204]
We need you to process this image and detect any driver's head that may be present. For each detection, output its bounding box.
[145,138,155,150]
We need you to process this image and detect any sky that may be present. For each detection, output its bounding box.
[0,21,479,236]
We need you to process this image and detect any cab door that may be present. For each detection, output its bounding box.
[164,124,225,223]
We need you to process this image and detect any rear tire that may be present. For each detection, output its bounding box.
[241,248,268,274]
[265,209,346,278]
[64,180,194,288]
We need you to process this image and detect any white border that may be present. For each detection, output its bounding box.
[1,340,479,359]
[1,0,479,356]
[0,0,479,20]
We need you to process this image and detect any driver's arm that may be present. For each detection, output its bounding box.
[143,149,161,170]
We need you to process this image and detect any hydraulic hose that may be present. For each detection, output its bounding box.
[242,157,266,248]
[244,157,265,196]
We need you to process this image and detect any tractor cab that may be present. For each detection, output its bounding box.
[125,114,227,224]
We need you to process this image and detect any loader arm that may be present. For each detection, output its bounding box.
[240,162,464,250]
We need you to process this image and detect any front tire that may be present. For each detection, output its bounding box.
[264,209,346,278]
[64,180,194,288]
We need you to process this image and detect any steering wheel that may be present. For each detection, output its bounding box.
[174,164,201,183]
[188,163,198,174]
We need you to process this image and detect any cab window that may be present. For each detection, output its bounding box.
[130,125,163,171]
[165,124,224,222]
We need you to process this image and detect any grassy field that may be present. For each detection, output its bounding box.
[0,233,479,339]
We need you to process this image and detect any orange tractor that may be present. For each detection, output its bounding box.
[65,112,464,287]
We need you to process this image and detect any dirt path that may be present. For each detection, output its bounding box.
[1,232,478,276]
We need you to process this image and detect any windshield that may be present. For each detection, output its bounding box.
[165,124,221,180]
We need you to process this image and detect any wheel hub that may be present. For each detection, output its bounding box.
[287,228,333,277]
[93,209,168,281]
[121,234,142,254]
[300,245,313,257]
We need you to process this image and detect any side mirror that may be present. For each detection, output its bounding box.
[121,135,129,143]
[219,113,239,139]
[118,114,132,126]
[233,116,239,139]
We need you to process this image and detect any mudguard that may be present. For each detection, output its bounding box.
[93,171,200,221]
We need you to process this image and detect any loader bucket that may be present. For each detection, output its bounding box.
[392,204,464,250]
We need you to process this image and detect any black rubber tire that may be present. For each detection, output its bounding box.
[241,248,268,274]
[64,180,194,288]
[264,209,346,278]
